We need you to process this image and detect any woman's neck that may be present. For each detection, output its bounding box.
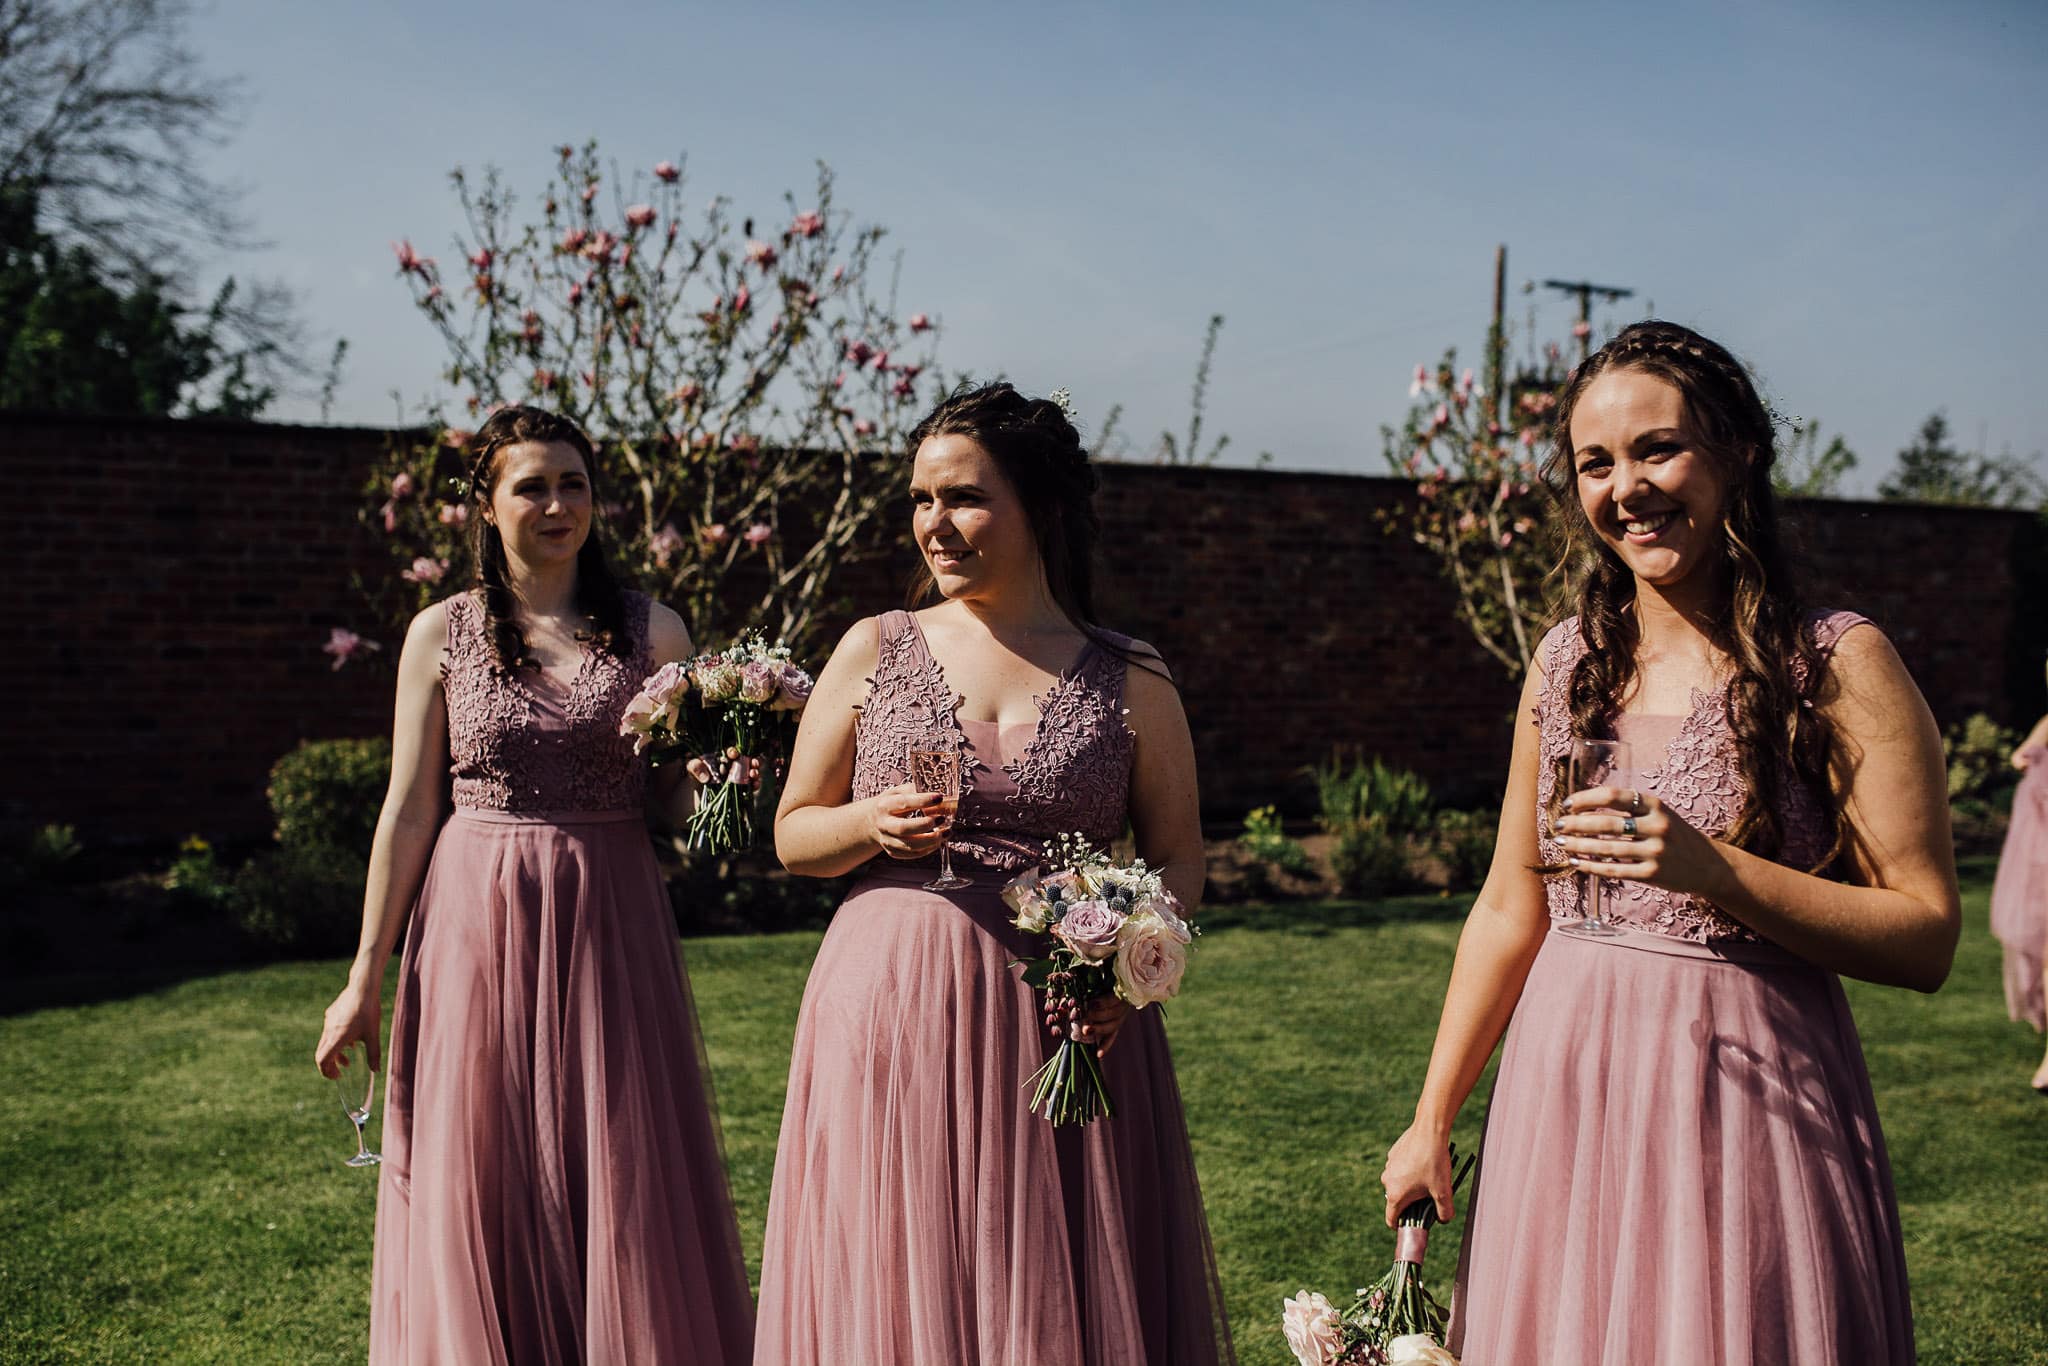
[502,557,580,621]
[1630,569,1724,662]
[945,575,1074,640]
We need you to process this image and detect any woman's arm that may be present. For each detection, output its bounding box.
[1380,660,1554,1223]
[314,603,452,1076]
[773,618,946,878]
[1560,625,1961,992]
[1121,646,1205,912]
[642,603,699,829]
[2014,712,2048,768]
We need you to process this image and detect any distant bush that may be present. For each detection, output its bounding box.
[234,841,367,955]
[1945,713,2019,806]
[266,739,391,857]
[1311,751,1433,838]
[1331,822,1411,899]
[1430,808,1495,891]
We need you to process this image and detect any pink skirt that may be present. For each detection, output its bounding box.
[753,865,1234,1366]
[370,809,755,1365]
[1450,926,1911,1366]
[1992,751,2048,1031]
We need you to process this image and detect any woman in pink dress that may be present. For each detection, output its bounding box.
[753,383,1234,1365]
[312,405,754,1364]
[1380,322,1961,1365]
[1992,694,2048,1091]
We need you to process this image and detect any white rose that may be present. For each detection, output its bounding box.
[1279,1290,1345,1366]
[1132,893,1192,944]
[1112,910,1187,1006]
[1388,1333,1459,1365]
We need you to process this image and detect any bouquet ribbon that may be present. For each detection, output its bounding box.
[1395,1226,1429,1264]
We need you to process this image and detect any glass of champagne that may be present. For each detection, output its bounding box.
[907,746,970,891]
[1556,737,1633,939]
[334,1040,382,1168]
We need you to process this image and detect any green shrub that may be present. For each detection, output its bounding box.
[164,835,237,912]
[267,738,391,855]
[1311,751,1433,837]
[1237,805,1314,877]
[234,841,367,955]
[1431,808,1495,891]
[8,823,85,887]
[1945,713,2019,806]
[1330,820,1410,899]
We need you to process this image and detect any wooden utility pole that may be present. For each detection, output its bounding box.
[1543,278,1635,361]
[1488,245,1507,426]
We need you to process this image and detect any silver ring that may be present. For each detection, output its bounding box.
[1621,815,1638,837]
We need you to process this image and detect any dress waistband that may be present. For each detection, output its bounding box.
[1548,921,1813,969]
[451,807,643,827]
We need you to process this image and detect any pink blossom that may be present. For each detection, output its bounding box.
[1433,403,1450,429]
[438,503,469,527]
[1544,341,1563,362]
[392,239,431,275]
[1409,363,1429,397]
[378,500,398,533]
[567,283,584,307]
[390,472,417,500]
[534,368,559,391]
[893,375,915,399]
[832,264,845,283]
[703,522,730,545]
[560,227,589,253]
[853,417,876,437]
[672,381,701,406]
[401,556,449,585]
[744,238,777,269]
[1456,511,1478,534]
[1572,320,1592,339]
[909,312,932,333]
[1460,367,1475,391]
[744,522,772,547]
[732,285,750,314]
[583,230,618,261]
[1500,531,1515,547]
[468,248,493,271]
[1519,428,1538,448]
[833,372,847,389]
[791,210,824,237]
[322,627,382,671]
[581,181,599,205]
[898,363,923,380]
[654,160,681,183]
[424,284,443,304]
[727,433,760,455]
[650,524,686,568]
[581,370,597,389]
[625,204,656,229]
[844,339,875,365]
[441,427,474,450]
[870,349,890,371]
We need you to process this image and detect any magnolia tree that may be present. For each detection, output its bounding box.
[348,142,942,661]
[1379,343,1572,678]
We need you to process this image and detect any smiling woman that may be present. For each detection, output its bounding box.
[1378,322,1960,1365]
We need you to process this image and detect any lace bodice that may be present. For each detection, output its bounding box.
[850,610,1138,873]
[442,590,655,814]
[1533,609,1871,943]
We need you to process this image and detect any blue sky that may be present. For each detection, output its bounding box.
[189,0,2047,489]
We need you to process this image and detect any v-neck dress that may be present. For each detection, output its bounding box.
[369,590,755,1365]
[752,610,1235,1366]
[1448,610,1912,1366]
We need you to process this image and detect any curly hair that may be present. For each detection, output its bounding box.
[463,405,631,672]
[1543,321,1841,867]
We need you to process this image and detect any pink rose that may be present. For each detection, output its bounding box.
[1388,1335,1458,1365]
[771,664,813,712]
[390,472,416,500]
[1113,912,1187,1006]
[619,690,666,752]
[654,160,680,183]
[744,522,772,547]
[739,659,780,704]
[908,312,931,333]
[1280,1290,1345,1366]
[625,204,656,229]
[791,210,824,238]
[1134,893,1192,944]
[1053,901,1124,961]
[744,238,777,269]
[437,503,468,527]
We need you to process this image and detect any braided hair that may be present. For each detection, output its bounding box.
[906,382,1161,677]
[464,405,632,673]
[1542,320,1842,868]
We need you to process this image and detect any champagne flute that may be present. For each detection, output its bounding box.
[906,746,970,891]
[1556,737,1633,939]
[334,1040,382,1168]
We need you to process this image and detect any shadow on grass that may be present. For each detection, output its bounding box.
[1200,888,1475,936]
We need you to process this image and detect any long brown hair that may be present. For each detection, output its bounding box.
[464,405,631,671]
[1543,321,1840,866]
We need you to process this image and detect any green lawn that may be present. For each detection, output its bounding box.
[3,860,2043,1364]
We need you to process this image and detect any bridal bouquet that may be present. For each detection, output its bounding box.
[1280,1147,1476,1366]
[619,631,814,854]
[1001,833,1193,1127]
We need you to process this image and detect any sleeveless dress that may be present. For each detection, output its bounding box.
[1449,610,1913,1366]
[1992,742,2048,1032]
[369,591,755,1365]
[752,610,1235,1366]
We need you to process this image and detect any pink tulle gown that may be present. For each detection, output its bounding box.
[369,591,754,1365]
[1449,612,1913,1366]
[753,611,1234,1366]
[1992,744,2048,1032]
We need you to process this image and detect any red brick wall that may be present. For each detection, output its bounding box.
[5,413,2034,843]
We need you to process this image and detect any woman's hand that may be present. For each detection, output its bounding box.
[314,980,382,1079]
[1381,1122,1457,1227]
[864,782,946,860]
[685,749,765,790]
[1043,994,1130,1058]
[2015,743,2041,771]
[1555,786,1727,900]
